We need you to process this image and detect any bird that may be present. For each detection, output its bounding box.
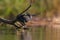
[0,4,32,30]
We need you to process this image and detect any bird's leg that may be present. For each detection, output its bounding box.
[19,22,29,30]
[13,24,21,30]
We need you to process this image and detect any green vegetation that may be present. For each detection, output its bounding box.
[0,0,54,17]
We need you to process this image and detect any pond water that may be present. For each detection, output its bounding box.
[0,34,16,40]
[1,25,60,40]
[0,26,44,40]
[0,26,17,40]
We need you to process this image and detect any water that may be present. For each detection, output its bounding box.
[0,27,17,40]
[0,26,44,40]
[0,25,60,40]
[0,34,16,40]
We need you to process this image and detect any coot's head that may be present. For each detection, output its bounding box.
[24,12,32,21]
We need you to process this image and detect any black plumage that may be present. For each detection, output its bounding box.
[0,4,32,29]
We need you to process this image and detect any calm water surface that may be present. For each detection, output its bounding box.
[0,34,16,40]
[0,27,44,40]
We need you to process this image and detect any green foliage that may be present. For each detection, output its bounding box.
[0,0,54,17]
[0,0,27,16]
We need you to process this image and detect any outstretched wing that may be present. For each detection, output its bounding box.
[0,18,20,29]
[0,18,13,24]
[17,4,31,16]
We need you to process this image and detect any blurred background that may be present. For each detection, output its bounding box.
[0,0,60,40]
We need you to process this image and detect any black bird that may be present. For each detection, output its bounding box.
[0,4,32,29]
[13,12,32,29]
[0,12,32,29]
